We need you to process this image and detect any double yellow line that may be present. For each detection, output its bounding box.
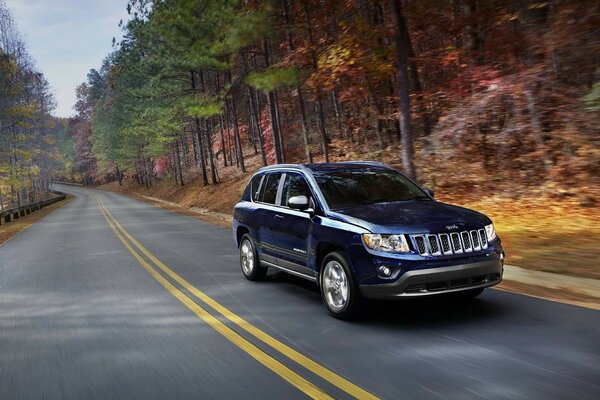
[97,198,378,400]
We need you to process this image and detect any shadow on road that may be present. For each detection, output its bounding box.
[262,270,509,328]
[362,296,508,328]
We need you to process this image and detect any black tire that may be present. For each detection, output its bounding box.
[239,234,267,281]
[452,287,485,300]
[320,251,364,320]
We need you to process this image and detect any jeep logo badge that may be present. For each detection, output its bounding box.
[446,224,459,230]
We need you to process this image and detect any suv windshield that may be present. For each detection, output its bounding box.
[313,168,430,210]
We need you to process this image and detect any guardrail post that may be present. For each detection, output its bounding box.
[0,190,67,228]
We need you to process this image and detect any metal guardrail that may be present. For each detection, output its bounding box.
[50,181,83,187]
[0,191,67,226]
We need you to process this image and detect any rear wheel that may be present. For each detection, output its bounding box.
[320,252,364,320]
[239,234,267,281]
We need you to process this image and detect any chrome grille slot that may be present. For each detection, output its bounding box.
[450,232,463,254]
[470,230,481,251]
[439,234,452,255]
[461,231,473,252]
[479,229,488,249]
[411,228,488,257]
[413,235,427,255]
[427,235,441,256]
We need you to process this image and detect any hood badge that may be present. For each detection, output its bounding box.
[446,224,459,230]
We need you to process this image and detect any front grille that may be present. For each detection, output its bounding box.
[414,236,427,254]
[451,232,462,253]
[411,228,488,256]
[461,231,472,252]
[479,230,488,249]
[439,234,452,254]
[471,230,481,250]
[427,235,441,255]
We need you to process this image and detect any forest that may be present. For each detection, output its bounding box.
[2,0,600,209]
[0,0,68,210]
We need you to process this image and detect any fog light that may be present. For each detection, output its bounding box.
[378,266,392,277]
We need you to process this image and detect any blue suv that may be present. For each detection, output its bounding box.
[233,162,504,319]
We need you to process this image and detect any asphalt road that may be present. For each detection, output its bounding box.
[1,185,599,400]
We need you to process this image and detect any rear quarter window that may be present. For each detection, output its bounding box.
[240,174,264,202]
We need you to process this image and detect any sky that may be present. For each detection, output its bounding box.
[5,0,129,118]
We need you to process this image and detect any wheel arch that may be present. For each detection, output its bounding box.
[236,225,251,247]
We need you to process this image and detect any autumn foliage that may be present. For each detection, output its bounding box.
[61,0,599,204]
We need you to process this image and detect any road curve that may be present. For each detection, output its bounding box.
[1,185,599,399]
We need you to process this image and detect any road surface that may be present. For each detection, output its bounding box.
[1,185,599,399]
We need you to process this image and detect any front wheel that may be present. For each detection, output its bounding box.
[239,234,267,281]
[320,252,364,320]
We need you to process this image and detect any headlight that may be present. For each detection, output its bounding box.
[485,224,497,242]
[363,234,410,253]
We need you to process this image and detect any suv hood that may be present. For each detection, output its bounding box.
[327,200,491,234]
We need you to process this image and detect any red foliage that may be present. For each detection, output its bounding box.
[153,156,171,176]
[259,107,277,164]
[213,124,249,152]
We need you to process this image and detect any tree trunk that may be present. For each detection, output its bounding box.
[331,89,347,139]
[226,72,246,173]
[171,145,179,186]
[246,91,259,155]
[116,163,122,186]
[229,98,246,173]
[191,71,209,186]
[297,88,313,163]
[218,113,228,167]
[191,127,199,163]
[143,156,151,188]
[273,92,285,163]
[520,0,551,176]
[262,39,284,164]
[525,89,551,175]
[175,137,184,186]
[242,53,268,166]
[390,0,416,180]
[283,0,312,162]
[203,118,218,184]
[301,0,329,162]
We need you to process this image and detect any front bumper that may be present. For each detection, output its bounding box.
[359,260,503,299]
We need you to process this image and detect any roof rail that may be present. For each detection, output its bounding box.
[335,160,385,166]
[255,163,308,172]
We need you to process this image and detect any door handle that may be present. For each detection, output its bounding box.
[274,214,285,219]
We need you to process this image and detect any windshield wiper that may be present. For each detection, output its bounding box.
[358,198,394,205]
[407,196,432,201]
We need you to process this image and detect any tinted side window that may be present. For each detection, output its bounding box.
[261,173,282,204]
[281,174,311,207]
[250,174,264,202]
[241,174,263,202]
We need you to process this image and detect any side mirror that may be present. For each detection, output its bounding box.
[424,188,435,198]
[288,195,310,211]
